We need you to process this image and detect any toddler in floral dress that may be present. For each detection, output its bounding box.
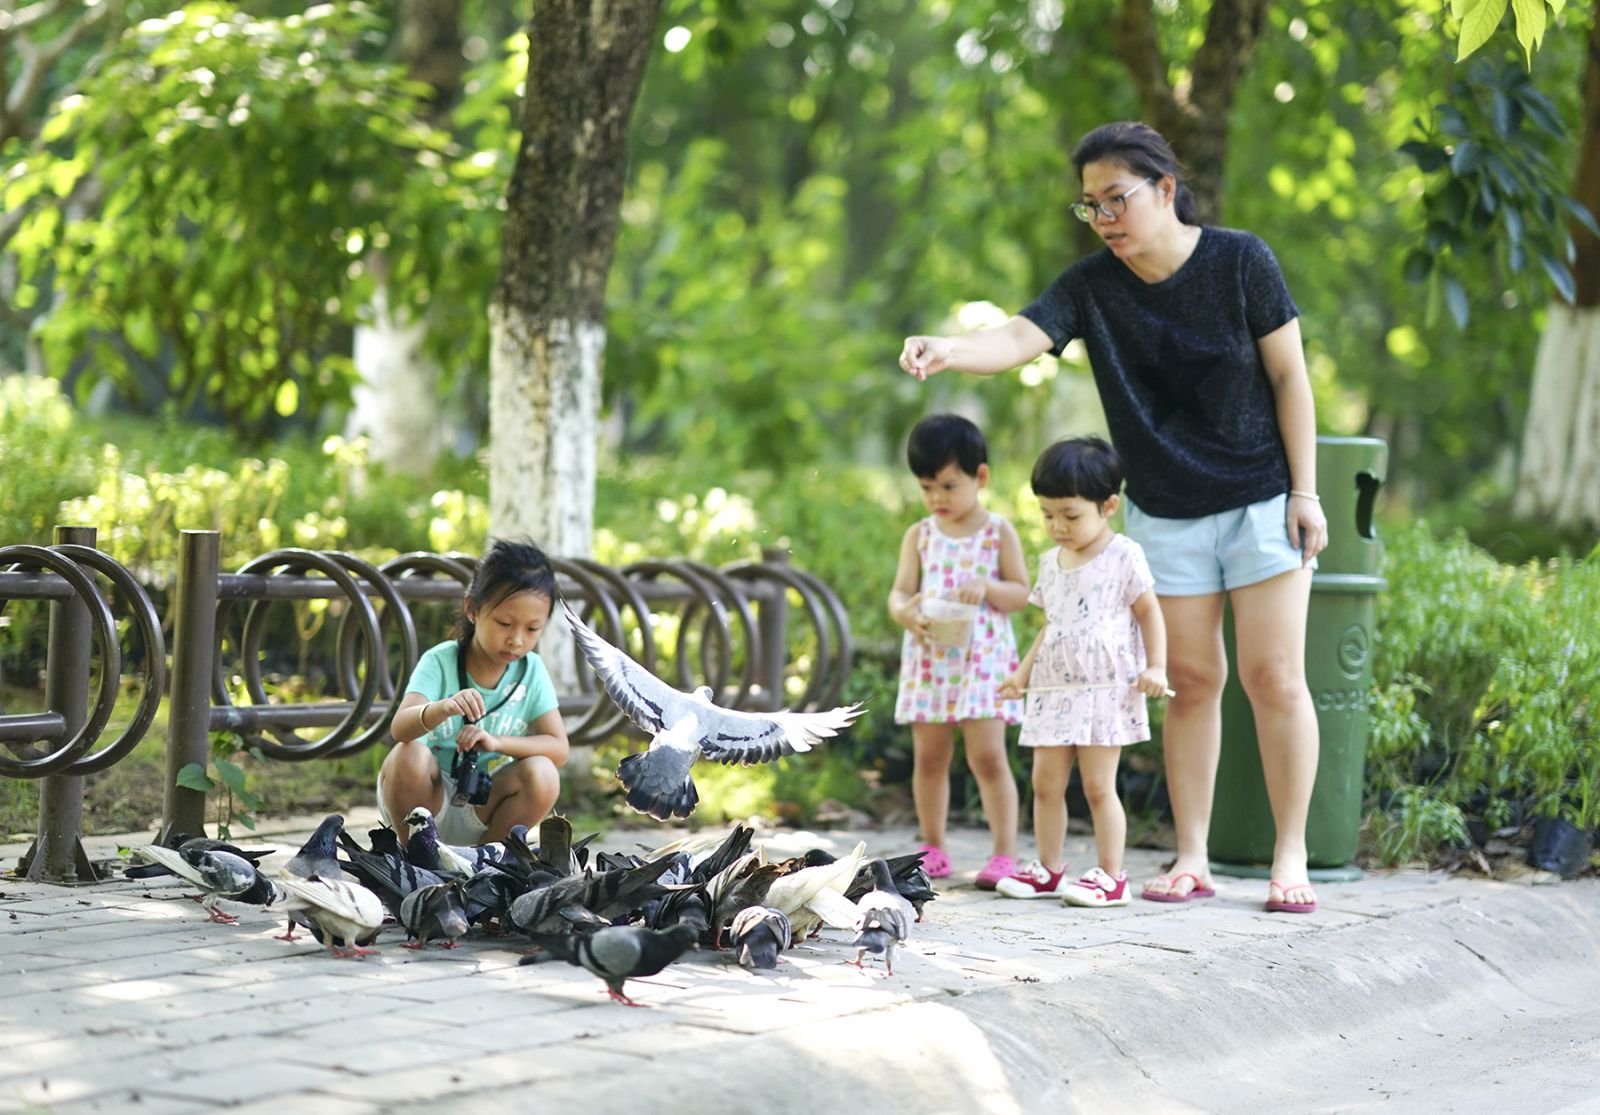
[889,415,1029,888]
[997,436,1170,906]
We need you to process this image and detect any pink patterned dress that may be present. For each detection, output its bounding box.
[894,513,1024,725]
[1019,533,1155,748]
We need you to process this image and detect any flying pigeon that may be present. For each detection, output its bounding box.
[129,841,284,923]
[561,601,863,820]
[521,923,699,1006]
[728,906,791,970]
[276,874,385,958]
[850,858,916,975]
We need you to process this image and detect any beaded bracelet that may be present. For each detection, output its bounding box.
[1289,490,1321,502]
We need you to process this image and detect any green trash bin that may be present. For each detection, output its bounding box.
[1208,436,1387,881]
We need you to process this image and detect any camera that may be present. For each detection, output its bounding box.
[450,748,494,808]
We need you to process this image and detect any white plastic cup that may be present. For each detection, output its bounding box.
[921,597,978,649]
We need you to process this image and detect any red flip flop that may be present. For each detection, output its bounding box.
[1264,879,1317,913]
[1140,871,1217,903]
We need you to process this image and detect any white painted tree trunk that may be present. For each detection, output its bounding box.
[487,301,604,689]
[347,286,445,475]
[1513,304,1600,529]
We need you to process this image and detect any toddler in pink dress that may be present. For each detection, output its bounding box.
[997,436,1170,906]
[888,415,1029,889]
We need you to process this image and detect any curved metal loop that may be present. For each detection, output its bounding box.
[720,560,834,712]
[779,565,854,709]
[324,551,420,760]
[618,560,736,700]
[549,559,628,741]
[668,560,759,710]
[219,548,383,761]
[0,546,120,779]
[48,545,168,776]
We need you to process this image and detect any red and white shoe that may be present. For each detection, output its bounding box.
[994,861,1070,899]
[1060,866,1131,907]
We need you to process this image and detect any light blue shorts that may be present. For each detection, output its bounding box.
[1124,494,1315,597]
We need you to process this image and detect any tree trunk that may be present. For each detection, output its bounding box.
[1512,4,1600,530]
[1110,0,1272,223]
[489,0,659,561]
[346,0,464,476]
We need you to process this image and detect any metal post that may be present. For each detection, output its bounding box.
[757,547,791,711]
[25,526,99,884]
[161,530,220,842]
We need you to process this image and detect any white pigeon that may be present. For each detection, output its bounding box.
[763,840,867,938]
[562,601,863,820]
[276,875,385,959]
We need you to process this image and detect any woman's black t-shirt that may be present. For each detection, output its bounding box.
[1019,226,1300,519]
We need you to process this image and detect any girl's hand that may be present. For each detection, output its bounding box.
[1287,494,1329,563]
[998,669,1029,701]
[1134,666,1170,699]
[440,687,486,724]
[899,336,952,381]
[896,593,936,641]
[953,576,989,605]
[456,723,497,753]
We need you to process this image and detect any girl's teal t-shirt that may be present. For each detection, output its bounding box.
[405,640,559,775]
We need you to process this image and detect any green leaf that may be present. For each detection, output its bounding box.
[1444,274,1471,327]
[1510,0,1547,65]
[175,762,215,792]
[213,756,248,796]
[1515,87,1565,138]
[1559,196,1600,238]
[1450,141,1485,174]
[1539,252,1577,302]
[1456,0,1509,61]
[1400,141,1449,173]
[1403,250,1434,284]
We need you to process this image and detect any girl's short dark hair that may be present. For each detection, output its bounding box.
[907,414,988,479]
[453,538,558,645]
[1031,436,1123,503]
[1072,121,1200,226]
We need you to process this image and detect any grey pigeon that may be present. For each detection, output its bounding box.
[845,851,938,922]
[521,923,699,1006]
[729,906,791,970]
[274,814,346,942]
[337,831,447,922]
[277,875,385,959]
[509,854,678,938]
[851,859,916,975]
[124,834,273,881]
[130,842,284,923]
[400,881,472,949]
[562,601,863,820]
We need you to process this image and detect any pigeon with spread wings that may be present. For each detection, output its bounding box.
[562,601,863,820]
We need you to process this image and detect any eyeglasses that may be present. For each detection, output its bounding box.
[1071,178,1153,224]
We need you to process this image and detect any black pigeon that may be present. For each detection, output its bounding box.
[509,855,678,938]
[521,923,699,1006]
[400,881,472,950]
[337,832,448,922]
[129,841,284,923]
[402,807,505,878]
[274,814,346,942]
[729,906,791,970]
[562,601,863,820]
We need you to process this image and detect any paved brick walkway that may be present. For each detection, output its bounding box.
[3,812,1597,1113]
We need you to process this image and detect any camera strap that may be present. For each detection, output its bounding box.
[455,645,529,726]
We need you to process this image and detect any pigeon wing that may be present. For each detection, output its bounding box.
[563,602,702,736]
[693,703,863,766]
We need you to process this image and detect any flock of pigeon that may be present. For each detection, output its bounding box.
[128,811,937,1006]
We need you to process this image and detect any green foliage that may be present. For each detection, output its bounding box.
[1451,0,1564,63]
[6,3,482,439]
[1370,518,1600,857]
[1400,55,1594,326]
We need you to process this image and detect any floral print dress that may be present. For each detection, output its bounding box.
[894,514,1023,725]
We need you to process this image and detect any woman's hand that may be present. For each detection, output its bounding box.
[899,336,953,381]
[1287,493,1329,563]
[456,723,497,753]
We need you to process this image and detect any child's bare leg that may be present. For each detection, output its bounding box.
[912,723,956,848]
[1030,747,1073,871]
[1076,746,1126,876]
[477,756,561,843]
[379,740,445,830]
[960,718,1018,858]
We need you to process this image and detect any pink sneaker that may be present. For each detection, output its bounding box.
[916,843,952,879]
[1061,866,1131,907]
[994,861,1070,899]
[974,854,1018,891]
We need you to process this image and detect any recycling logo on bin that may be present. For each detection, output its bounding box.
[1336,623,1368,678]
